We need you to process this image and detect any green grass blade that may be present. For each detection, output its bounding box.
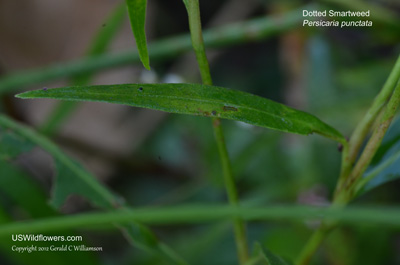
[125,0,150,70]
[17,83,345,143]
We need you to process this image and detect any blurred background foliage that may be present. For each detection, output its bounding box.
[0,0,400,264]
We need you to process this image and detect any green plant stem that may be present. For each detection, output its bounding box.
[295,226,328,265]
[183,0,248,264]
[0,5,310,94]
[297,57,400,265]
[213,121,249,264]
[336,55,400,193]
[340,81,400,201]
[2,205,400,235]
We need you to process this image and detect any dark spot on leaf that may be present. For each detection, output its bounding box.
[197,108,211,117]
[223,106,238,112]
[211,110,217,116]
[138,87,143,91]
[102,24,106,27]
[338,143,343,152]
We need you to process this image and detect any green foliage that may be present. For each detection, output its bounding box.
[0,115,118,209]
[0,115,188,264]
[356,117,400,195]
[125,0,150,70]
[0,160,56,218]
[0,130,34,159]
[16,83,345,143]
[0,1,399,265]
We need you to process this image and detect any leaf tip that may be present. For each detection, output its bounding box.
[142,59,151,70]
[15,92,28,99]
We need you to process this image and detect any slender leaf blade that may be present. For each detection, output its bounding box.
[17,83,345,143]
[0,115,189,264]
[357,117,400,195]
[0,160,56,218]
[0,115,119,209]
[0,129,34,159]
[125,0,150,70]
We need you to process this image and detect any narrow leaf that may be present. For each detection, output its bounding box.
[51,160,119,209]
[0,129,34,159]
[359,149,400,194]
[0,115,188,264]
[357,117,400,195]
[125,0,150,70]
[0,160,56,218]
[0,115,119,209]
[17,84,345,143]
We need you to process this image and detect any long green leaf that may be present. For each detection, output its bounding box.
[125,0,150,70]
[17,84,345,143]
